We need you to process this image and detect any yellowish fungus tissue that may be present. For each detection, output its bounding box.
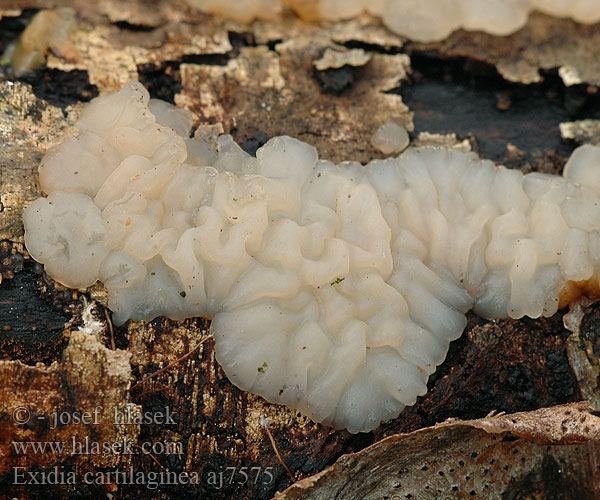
[186,0,600,41]
[23,82,600,432]
[3,8,76,77]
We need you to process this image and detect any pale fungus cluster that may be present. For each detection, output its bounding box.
[23,83,600,432]
[186,0,600,41]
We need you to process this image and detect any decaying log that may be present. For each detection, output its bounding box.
[1,1,599,498]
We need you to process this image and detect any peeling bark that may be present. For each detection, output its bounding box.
[0,2,599,499]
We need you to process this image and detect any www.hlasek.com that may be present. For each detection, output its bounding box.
[12,436,182,456]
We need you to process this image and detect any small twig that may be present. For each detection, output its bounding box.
[131,337,208,391]
[135,382,171,399]
[104,309,115,351]
[263,416,295,483]
[135,444,163,469]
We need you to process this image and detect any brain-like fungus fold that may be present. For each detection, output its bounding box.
[23,82,600,432]
[186,0,600,42]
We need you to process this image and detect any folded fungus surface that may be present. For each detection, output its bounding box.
[23,82,600,432]
[186,0,600,41]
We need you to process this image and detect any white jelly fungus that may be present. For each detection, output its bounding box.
[23,82,600,432]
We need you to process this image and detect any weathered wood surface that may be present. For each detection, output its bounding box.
[0,2,599,498]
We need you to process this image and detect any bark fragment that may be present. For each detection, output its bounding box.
[0,3,599,499]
